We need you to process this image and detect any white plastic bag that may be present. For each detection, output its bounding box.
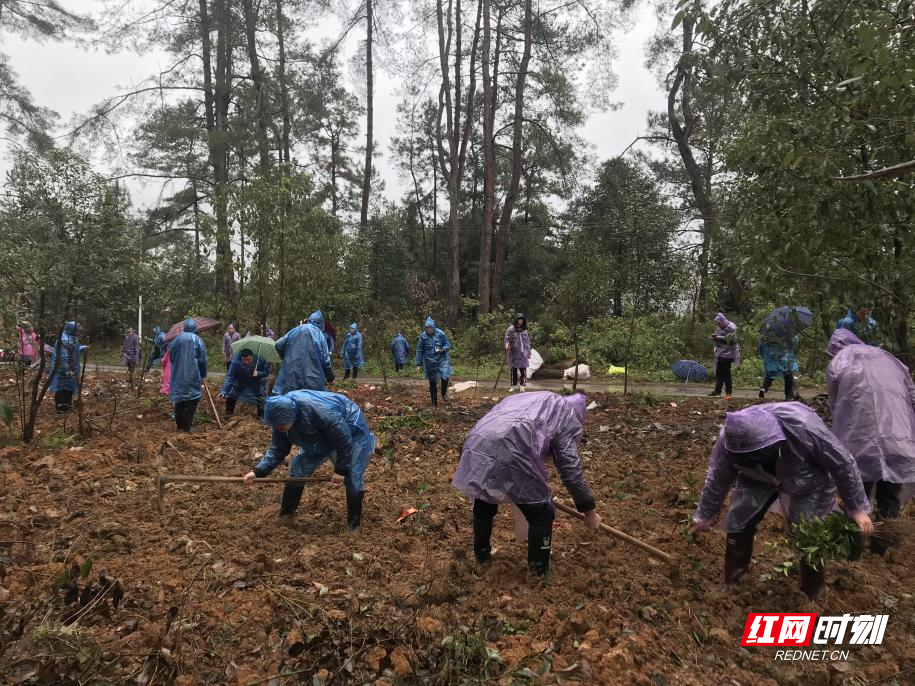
[452,380,477,393]
[527,349,544,377]
[563,363,590,381]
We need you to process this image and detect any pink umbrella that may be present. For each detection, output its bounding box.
[164,317,221,343]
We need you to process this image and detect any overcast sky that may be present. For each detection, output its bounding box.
[0,0,666,210]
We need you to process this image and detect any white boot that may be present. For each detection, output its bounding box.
[520,384,527,392]
[509,385,518,393]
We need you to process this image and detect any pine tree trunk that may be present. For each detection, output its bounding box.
[360,0,374,233]
[477,0,494,314]
[242,0,271,173]
[276,0,291,163]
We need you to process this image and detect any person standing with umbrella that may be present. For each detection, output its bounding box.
[222,324,240,366]
[221,347,269,419]
[757,306,811,400]
[273,310,334,394]
[341,323,365,381]
[709,313,740,399]
[122,327,141,386]
[169,318,209,432]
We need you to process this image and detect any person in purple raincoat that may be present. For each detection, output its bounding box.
[452,391,602,576]
[689,403,873,598]
[709,312,740,399]
[827,329,915,553]
[222,324,240,365]
[504,313,531,392]
[122,328,141,385]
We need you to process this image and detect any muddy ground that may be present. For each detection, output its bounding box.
[0,373,912,685]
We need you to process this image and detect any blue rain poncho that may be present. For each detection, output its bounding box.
[168,318,209,403]
[255,390,376,493]
[836,308,880,346]
[273,310,334,394]
[415,317,452,382]
[341,324,365,371]
[391,333,410,365]
[48,321,87,393]
[758,336,800,375]
[221,351,269,405]
[693,403,870,534]
[146,326,166,366]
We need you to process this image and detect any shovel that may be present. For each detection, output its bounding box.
[156,474,331,513]
[552,499,672,562]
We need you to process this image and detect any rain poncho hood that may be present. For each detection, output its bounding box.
[505,315,532,369]
[723,406,786,453]
[827,328,863,357]
[48,321,86,393]
[255,390,375,491]
[452,391,595,511]
[694,402,870,533]
[513,313,527,330]
[273,311,334,394]
[415,317,452,381]
[714,312,731,328]
[168,321,208,403]
[341,324,365,370]
[827,336,915,484]
[221,349,269,405]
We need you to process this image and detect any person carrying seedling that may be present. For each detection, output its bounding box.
[452,391,602,576]
[504,313,531,392]
[144,325,166,372]
[273,310,334,394]
[709,312,740,399]
[826,329,915,554]
[391,331,410,372]
[243,390,375,531]
[689,403,873,599]
[341,323,365,381]
[48,320,87,412]
[169,318,208,432]
[122,327,141,385]
[220,347,269,419]
[415,317,452,407]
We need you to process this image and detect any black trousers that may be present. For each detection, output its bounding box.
[511,368,528,387]
[429,378,448,405]
[144,348,162,373]
[763,372,795,398]
[225,395,264,418]
[54,390,73,413]
[472,500,555,575]
[394,362,405,372]
[863,481,903,519]
[713,359,733,395]
[174,399,199,431]
[343,368,359,380]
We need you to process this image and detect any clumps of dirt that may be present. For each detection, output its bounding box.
[0,375,911,685]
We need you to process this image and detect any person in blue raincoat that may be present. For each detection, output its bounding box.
[243,390,376,531]
[757,334,799,400]
[390,332,410,372]
[273,310,334,394]
[220,348,269,419]
[836,305,880,346]
[169,318,208,432]
[415,317,452,407]
[48,321,87,412]
[341,323,365,381]
[144,325,166,372]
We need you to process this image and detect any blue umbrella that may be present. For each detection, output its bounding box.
[760,306,814,341]
[671,360,708,382]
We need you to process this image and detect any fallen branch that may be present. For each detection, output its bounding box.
[836,159,915,181]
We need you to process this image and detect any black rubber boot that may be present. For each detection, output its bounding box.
[527,526,553,576]
[724,532,755,584]
[441,378,449,401]
[224,397,237,416]
[429,381,438,407]
[799,561,826,600]
[473,502,497,563]
[346,490,364,531]
[278,483,305,522]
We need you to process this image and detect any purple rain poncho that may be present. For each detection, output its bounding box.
[712,313,741,366]
[122,331,140,367]
[827,329,915,485]
[504,314,531,369]
[452,391,596,511]
[693,403,870,533]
